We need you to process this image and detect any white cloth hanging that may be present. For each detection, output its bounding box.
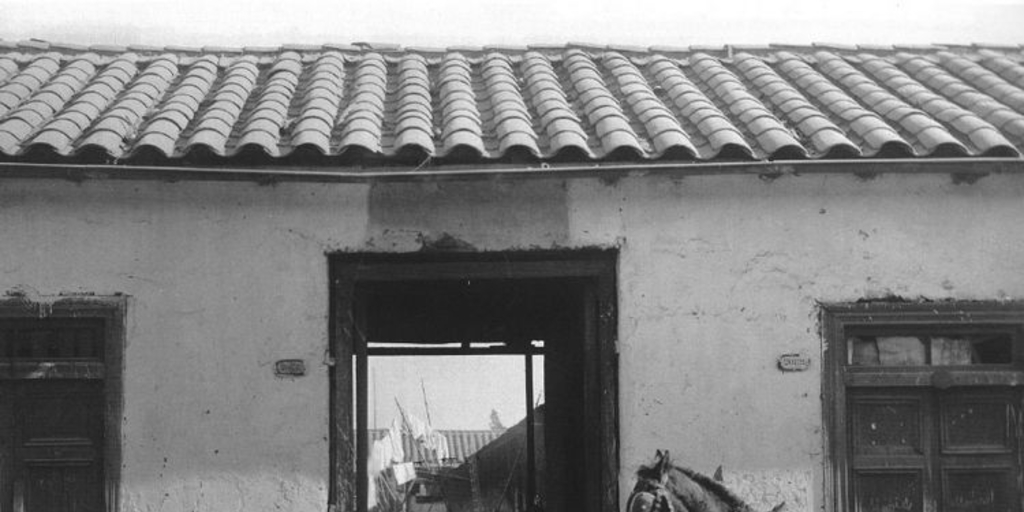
[407,414,431,441]
[369,439,389,474]
[387,419,405,463]
[431,431,450,461]
[393,462,416,485]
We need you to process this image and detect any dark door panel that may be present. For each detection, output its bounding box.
[3,381,104,512]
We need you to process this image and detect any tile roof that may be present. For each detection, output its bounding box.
[369,428,500,464]
[0,41,1023,169]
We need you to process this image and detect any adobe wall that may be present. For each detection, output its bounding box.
[1,171,1023,511]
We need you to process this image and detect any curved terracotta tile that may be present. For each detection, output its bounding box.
[184,57,259,155]
[235,130,278,154]
[441,130,485,159]
[0,54,63,120]
[29,129,74,150]
[74,130,125,157]
[601,130,643,159]
[286,52,345,154]
[646,56,752,159]
[186,129,227,155]
[436,53,484,157]
[562,49,642,158]
[232,53,302,157]
[290,130,330,153]
[547,131,591,158]
[392,54,435,155]
[480,53,538,158]
[0,56,101,154]
[866,53,1018,154]
[133,56,219,157]
[134,125,178,156]
[734,53,859,157]
[394,128,434,157]
[334,53,388,154]
[0,118,34,153]
[689,53,804,158]
[812,52,947,156]
[965,126,1019,155]
[601,53,695,158]
[77,55,177,157]
[977,50,1024,90]
[0,46,1019,165]
[524,52,589,154]
[0,57,17,83]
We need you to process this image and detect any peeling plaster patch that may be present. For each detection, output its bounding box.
[366,180,570,251]
[722,469,812,512]
[418,232,477,252]
[2,286,120,317]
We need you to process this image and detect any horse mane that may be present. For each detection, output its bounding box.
[636,457,751,511]
[670,465,750,511]
[636,452,784,512]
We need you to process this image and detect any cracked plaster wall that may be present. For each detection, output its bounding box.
[0,171,1023,511]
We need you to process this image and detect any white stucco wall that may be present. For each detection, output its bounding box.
[1,170,1023,511]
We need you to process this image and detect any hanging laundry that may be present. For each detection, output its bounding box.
[431,430,450,461]
[387,418,405,463]
[393,462,416,485]
[367,438,389,510]
[366,472,378,510]
[368,439,389,475]
[407,414,431,441]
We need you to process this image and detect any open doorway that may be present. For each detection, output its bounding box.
[329,252,617,512]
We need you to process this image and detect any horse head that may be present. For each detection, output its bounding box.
[627,450,676,512]
[627,450,786,512]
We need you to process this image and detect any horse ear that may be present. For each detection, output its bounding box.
[713,465,723,481]
[654,449,671,477]
[768,502,786,512]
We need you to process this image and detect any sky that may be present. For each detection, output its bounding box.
[369,355,544,431]
[1,0,1023,48]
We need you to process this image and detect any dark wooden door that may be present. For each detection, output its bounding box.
[847,387,1022,512]
[1,380,104,512]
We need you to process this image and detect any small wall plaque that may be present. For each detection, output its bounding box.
[274,359,306,377]
[777,353,812,372]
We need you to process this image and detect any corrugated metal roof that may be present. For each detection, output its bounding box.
[369,428,500,464]
[0,41,1022,170]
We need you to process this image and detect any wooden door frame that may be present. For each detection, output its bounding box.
[820,301,1024,512]
[0,295,126,512]
[328,250,619,512]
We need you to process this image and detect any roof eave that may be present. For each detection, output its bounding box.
[0,158,1020,185]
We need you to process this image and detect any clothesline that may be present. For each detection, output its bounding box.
[367,410,452,510]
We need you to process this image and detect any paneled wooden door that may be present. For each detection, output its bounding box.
[0,319,108,512]
[1,381,105,512]
[847,387,1022,512]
